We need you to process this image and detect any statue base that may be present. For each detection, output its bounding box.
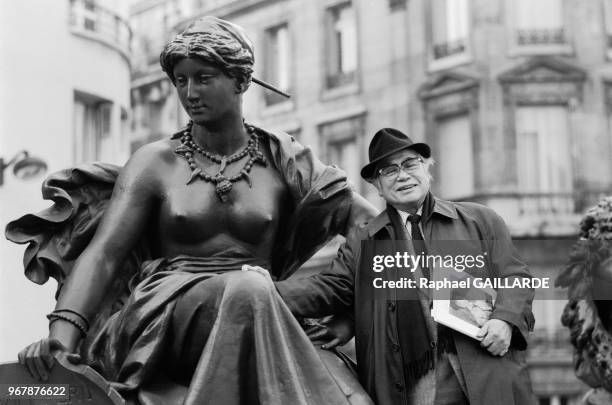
[0,353,123,404]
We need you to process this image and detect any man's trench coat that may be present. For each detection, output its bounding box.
[276,194,537,405]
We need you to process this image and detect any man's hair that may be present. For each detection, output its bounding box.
[160,17,254,92]
[423,156,435,182]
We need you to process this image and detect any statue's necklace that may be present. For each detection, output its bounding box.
[174,121,267,202]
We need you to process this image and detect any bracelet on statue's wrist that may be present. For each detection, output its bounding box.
[47,312,88,337]
[52,309,90,330]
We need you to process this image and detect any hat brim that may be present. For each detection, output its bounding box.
[360,143,431,181]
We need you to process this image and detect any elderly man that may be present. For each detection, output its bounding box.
[264,128,537,405]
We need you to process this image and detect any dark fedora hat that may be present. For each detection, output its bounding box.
[360,128,431,181]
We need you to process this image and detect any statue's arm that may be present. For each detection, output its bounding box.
[275,225,364,317]
[268,132,378,278]
[49,144,162,352]
[345,191,378,236]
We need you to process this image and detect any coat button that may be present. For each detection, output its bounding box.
[395,382,404,392]
[388,302,396,312]
[392,343,400,352]
[430,341,437,349]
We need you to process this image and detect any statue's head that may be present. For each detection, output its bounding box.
[579,197,612,241]
[557,197,612,393]
[559,197,612,312]
[160,16,254,93]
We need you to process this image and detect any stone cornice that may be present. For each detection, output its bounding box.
[498,56,587,84]
[418,72,479,100]
[174,0,286,31]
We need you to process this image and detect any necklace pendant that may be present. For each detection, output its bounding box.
[219,157,228,173]
[241,170,252,188]
[254,151,267,167]
[187,168,202,185]
[215,176,233,202]
[175,144,192,155]
[178,121,262,199]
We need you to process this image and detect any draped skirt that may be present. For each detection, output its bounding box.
[86,255,371,405]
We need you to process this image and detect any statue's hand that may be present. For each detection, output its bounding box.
[18,338,81,381]
[320,314,354,350]
[241,264,273,283]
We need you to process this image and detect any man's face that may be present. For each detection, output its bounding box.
[374,149,431,212]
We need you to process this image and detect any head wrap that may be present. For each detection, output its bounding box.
[160,16,254,91]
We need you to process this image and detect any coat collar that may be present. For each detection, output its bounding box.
[427,195,458,221]
[366,193,458,237]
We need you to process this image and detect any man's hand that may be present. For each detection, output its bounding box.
[320,315,354,350]
[18,338,81,381]
[242,264,273,283]
[477,319,512,356]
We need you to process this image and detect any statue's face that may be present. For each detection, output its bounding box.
[173,57,240,126]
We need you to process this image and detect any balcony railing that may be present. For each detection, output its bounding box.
[463,191,609,217]
[432,38,467,59]
[458,190,611,235]
[528,329,575,363]
[529,328,571,352]
[516,28,566,46]
[69,0,131,54]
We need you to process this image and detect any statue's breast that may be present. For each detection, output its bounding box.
[155,161,288,256]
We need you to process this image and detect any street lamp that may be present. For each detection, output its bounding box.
[0,151,48,186]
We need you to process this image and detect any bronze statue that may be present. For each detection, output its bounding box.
[556,197,612,405]
[7,16,377,404]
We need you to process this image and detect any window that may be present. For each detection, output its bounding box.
[73,93,112,163]
[436,113,474,199]
[431,0,469,60]
[325,2,358,89]
[604,0,612,57]
[121,106,129,143]
[515,105,574,214]
[320,116,364,188]
[69,0,98,32]
[515,106,572,193]
[130,100,164,154]
[146,100,164,132]
[513,0,565,46]
[69,0,131,52]
[264,24,291,105]
[83,0,97,31]
[531,290,566,345]
[328,138,359,184]
[132,7,170,68]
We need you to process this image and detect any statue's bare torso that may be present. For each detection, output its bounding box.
[152,137,289,260]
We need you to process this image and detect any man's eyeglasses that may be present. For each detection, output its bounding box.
[378,157,424,180]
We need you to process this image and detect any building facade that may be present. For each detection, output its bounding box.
[403,1,610,402]
[129,0,194,151]
[0,0,131,361]
[129,0,612,403]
